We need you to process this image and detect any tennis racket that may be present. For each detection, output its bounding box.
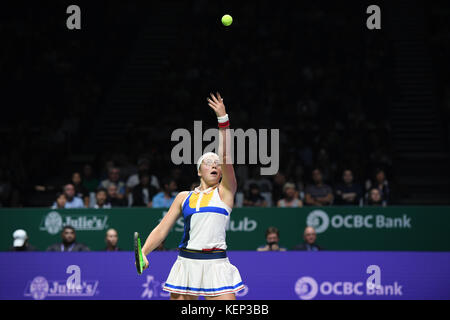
[134,232,146,275]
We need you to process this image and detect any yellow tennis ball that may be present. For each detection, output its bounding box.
[221,14,233,27]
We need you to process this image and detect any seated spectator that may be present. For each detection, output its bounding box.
[51,192,67,209]
[47,226,90,252]
[277,182,303,207]
[152,178,177,208]
[71,172,89,207]
[52,184,84,209]
[257,227,287,251]
[94,188,111,209]
[243,166,273,193]
[107,183,127,207]
[292,165,306,201]
[293,226,323,251]
[334,169,363,206]
[9,229,37,251]
[271,172,287,204]
[304,169,334,206]
[367,188,386,206]
[126,158,160,191]
[131,171,159,207]
[99,167,126,199]
[0,168,12,207]
[82,164,99,194]
[190,182,199,191]
[365,168,390,204]
[104,228,120,251]
[243,183,267,207]
[170,167,190,192]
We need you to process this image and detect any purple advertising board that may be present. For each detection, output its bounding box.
[0,251,449,300]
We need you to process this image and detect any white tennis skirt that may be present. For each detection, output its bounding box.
[162,253,245,297]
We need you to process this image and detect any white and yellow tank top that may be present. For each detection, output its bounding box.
[179,186,232,251]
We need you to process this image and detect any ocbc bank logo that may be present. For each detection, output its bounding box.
[295,276,318,300]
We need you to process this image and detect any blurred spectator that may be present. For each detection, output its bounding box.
[9,229,37,251]
[99,167,126,199]
[152,178,177,208]
[292,165,306,200]
[365,168,390,204]
[334,169,363,206]
[94,188,111,209]
[131,171,158,207]
[169,167,190,192]
[293,226,323,251]
[107,183,127,207]
[243,183,268,207]
[52,184,84,209]
[190,182,199,191]
[46,226,90,252]
[71,172,89,207]
[126,158,160,190]
[100,160,116,181]
[271,172,287,204]
[257,227,287,251]
[104,228,120,251]
[82,164,99,194]
[277,182,303,207]
[367,188,386,207]
[0,169,12,207]
[304,169,334,206]
[51,192,67,209]
[244,166,273,193]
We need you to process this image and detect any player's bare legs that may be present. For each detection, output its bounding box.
[205,293,236,300]
[170,293,199,300]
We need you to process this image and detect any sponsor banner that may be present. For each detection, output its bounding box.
[0,207,449,251]
[0,251,449,300]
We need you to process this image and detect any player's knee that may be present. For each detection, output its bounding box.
[170,293,183,300]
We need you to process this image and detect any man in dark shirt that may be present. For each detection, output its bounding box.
[131,171,158,207]
[293,226,323,251]
[334,169,363,206]
[243,183,268,207]
[107,183,127,207]
[304,168,334,206]
[47,226,90,252]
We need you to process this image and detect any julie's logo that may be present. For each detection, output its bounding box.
[24,265,99,300]
[40,211,109,234]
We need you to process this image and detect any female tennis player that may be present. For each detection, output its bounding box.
[140,92,244,300]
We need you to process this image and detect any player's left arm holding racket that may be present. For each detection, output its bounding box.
[140,191,189,270]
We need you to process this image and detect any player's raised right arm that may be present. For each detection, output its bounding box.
[141,191,188,257]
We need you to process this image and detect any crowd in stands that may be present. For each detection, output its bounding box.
[32,156,390,209]
[0,2,407,208]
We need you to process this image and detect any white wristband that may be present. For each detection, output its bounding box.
[217,114,229,123]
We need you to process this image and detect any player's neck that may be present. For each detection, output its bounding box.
[198,181,218,192]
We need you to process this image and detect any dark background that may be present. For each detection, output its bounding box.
[0,0,449,207]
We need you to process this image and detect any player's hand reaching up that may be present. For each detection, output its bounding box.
[207,92,227,117]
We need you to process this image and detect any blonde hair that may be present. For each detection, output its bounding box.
[196,152,219,172]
